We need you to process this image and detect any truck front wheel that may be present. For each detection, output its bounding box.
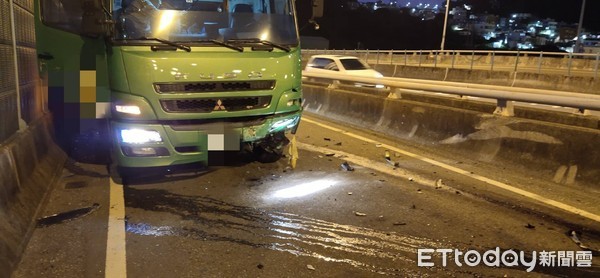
[253,132,289,163]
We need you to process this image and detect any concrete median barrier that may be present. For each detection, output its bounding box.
[0,114,66,277]
[302,84,600,188]
[372,64,600,95]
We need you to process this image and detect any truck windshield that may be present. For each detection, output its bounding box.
[112,0,299,46]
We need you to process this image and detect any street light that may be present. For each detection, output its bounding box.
[575,0,586,53]
[440,0,450,50]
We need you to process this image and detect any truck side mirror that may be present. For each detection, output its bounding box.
[312,0,323,18]
[82,0,111,37]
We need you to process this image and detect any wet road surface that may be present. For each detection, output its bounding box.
[13,113,600,277]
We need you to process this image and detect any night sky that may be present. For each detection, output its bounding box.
[356,0,599,29]
[298,0,600,49]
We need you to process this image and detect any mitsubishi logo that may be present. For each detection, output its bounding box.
[214,99,226,111]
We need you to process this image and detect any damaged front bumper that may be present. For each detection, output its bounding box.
[112,111,301,168]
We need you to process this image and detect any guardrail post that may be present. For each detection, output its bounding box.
[538,52,543,74]
[434,51,438,68]
[491,51,495,71]
[494,99,515,117]
[451,51,455,69]
[419,50,422,67]
[404,50,407,66]
[470,51,475,70]
[365,49,369,62]
[389,50,393,65]
[595,53,600,79]
[376,50,380,66]
[514,50,520,72]
[567,52,573,77]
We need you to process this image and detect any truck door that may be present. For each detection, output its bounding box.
[35,0,111,161]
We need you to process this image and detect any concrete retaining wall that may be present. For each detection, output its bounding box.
[302,84,600,188]
[0,115,66,277]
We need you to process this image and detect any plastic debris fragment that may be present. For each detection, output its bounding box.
[37,203,100,227]
[340,162,355,171]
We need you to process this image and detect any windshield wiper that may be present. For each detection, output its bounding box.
[195,39,244,52]
[227,38,291,52]
[138,37,191,52]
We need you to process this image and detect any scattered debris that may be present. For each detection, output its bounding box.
[435,179,444,189]
[335,142,342,146]
[525,223,535,229]
[318,155,324,158]
[408,177,414,182]
[37,203,100,227]
[411,204,416,209]
[307,264,316,271]
[325,153,335,157]
[323,138,331,141]
[394,152,401,158]
[393,222,407,226]
[64,181,87,189]
[455,191,462,195]
[384,150,400,167]
[347,192,353,195]
[354,211,367,216]
[417,189,422,193]
[257,264,264,269]
[568,230,600,255]
[340,162,355,171]
[569,230,583,246]
[375,144,383,148]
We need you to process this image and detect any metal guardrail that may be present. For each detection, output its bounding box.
[302,70,600,116]
[302,49,600,78]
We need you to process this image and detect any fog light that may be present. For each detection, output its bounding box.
[132,147,157,156]
[122,146,169,157]
[121,129,162,144]
[286,98,301,107]
[115,105,141,115]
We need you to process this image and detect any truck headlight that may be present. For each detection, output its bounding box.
[269,116,299,132]
[120,129,162,144]
[115,105,141,115]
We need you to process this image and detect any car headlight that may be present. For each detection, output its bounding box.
[120,129,162,144]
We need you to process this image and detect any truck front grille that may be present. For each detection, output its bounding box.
[155,80,275,93]
[160,96,271,113]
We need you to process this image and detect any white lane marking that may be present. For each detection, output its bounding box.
[297,142,435,187]
[302,116,600,223]
[106,178,127,278]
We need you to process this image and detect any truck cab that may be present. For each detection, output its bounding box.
[36,0,303,175]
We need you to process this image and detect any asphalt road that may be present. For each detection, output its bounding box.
[13,113,600,277]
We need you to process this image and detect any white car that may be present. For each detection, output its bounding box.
[304,55,386,88]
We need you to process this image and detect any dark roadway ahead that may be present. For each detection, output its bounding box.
[13,113,600,277]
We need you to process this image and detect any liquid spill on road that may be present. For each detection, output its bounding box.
[124,187,448,276]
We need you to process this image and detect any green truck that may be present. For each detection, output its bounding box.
[35,0,309,177]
